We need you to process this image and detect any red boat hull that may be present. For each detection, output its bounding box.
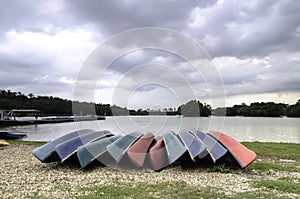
[208,131,256,168]
[148,136,168,171]
[127,132,155,168]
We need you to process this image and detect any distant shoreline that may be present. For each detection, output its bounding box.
[1,89,300,118]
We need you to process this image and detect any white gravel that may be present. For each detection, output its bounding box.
[0,144,299,198]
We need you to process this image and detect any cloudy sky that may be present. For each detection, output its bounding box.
[1,0,300,109]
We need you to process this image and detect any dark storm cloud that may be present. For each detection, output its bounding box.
[65,0,215,34]
[1,0,299,58]
[0,0,299,106]
[189,0,300,57]
[62,0,300,58]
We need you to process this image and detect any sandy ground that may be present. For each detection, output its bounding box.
[0,144,299,198]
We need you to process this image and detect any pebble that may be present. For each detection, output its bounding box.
[0,144,299,198]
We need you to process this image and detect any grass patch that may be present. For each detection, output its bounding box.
[278,176,299,182]
[249,162,300,172]
[253,179,300,194]
[78,181,226,199]
[242,142,300,160]
[228,192,283,199]
[78,181,295,199]
[207,164,235,173]
[7,140,46,146]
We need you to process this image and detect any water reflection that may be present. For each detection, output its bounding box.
[1,116,299,143]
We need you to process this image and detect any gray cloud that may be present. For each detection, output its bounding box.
[0,0,299,107]
[65,0,215,34]
[189,0,300,57]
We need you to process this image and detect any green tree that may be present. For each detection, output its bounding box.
[178,100,211,117]
[286,99,300,117]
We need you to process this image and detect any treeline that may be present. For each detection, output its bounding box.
[177,100,212,117]
[0,90,111,116]
[0,89,212,117]
[286,100,300,117]
[213,100,300,117]
[1,89,300,117]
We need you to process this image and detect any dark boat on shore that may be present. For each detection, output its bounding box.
[0,132,27,140]
[77,135,121,168]
[32,129,94,163]
[191,130,227,163]
[55,130,113,162]
[208,130,256,168]
[127,132,155,168]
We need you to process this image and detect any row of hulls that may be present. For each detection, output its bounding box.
[32,129,256,171]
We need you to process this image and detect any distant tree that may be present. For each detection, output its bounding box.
[129,109,149,115]
[212,107,226,116]
[28,93,34,98]
[1,89,298,118]
[286,99,300,117]
[178,100,211,117]
[111,105,129,116]
[236,102,287,117]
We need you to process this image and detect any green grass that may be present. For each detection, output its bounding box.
[242,142,300,160]
[77,180,299,199]
[248,162,300,172]
[7,140,46,146]
[207,164,235,173]
[78,181,225,199]
[253,179,300,194]
[278,176,299,182]
[228,192,287,199]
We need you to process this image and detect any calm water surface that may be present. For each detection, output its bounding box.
[1,116,299,143]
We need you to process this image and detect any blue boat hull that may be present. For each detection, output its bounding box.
[77,135,121,168]
[178,131,207,161]
[55,130,112,162]
[0,132,26,140]
[191,130,227,162]
[163,131,186,164]
[32,129,94,163]
[106,131,143,164]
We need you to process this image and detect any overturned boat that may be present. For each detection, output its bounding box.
[32,129,94,163]
[33,129,256,171]
[0,139,10,147]
[106,131,143,164]
[127,132,155,168]
[148,136,168,171]
[208,130,256,168]
[163,131,186,165]
[77,135,121,168]
[191,130,227,163]
[178,131,207,161]
[0,132,26,140]
[55,130,113,162]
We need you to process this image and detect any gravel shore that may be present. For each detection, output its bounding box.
[0,144,299,198]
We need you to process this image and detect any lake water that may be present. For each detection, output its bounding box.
[1,116,299,143]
